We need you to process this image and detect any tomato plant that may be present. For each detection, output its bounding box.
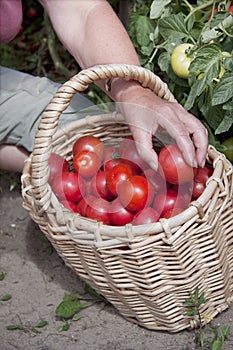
[48,153,70,184]
[73,150,101,178]
[171,43,194,79]
[72,135,105,162]
[119,175,154,212]
[128,0,233,150]
[158,144,195,185]
[52,171,86,203]
[222,137,233,162]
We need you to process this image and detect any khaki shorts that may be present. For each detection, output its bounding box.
[0,66,101,152]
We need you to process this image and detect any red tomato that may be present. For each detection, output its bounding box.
[229,4,233,15]
[60,200,80,213]
[119,175,154,212]
[190,165,213,199]
[119,136,148,174]
[108,198,134,226]
[73,150,101,178]
[72,135,105,161]
[191,181,206,199]
[171,183,192,206]
[103,147,122,171]
[132,207,160,225]
[163,207,185,219]
[48,153,70,184]
[52,172,86,203]
[106,163,134,197]
[142,168,167,194]
[76,195,97,216]
[153,189,187,217]
[90,171,115,201]
[27,8,37,18]
[208,8,218,21]
[194,165,213,185]
[85,197,111,225]
[158,144,195,185]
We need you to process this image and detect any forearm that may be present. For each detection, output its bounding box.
[40,0,142,99]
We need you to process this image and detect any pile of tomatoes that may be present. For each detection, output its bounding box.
[48,135,213,226]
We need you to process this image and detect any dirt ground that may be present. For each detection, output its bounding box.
[0,172,232,350]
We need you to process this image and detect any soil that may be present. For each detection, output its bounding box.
[0,173,232,350]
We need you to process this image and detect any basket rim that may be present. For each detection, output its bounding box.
[21,112,233,247]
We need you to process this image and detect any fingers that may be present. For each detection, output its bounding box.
[192,126,209,167]
[157,112,198,167]
[157,103,209,167]
[130,127,159,171]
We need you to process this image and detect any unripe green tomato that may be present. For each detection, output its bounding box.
[171,43,194,79]
[222,137,233,162]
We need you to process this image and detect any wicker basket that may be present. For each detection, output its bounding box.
[21,64,233,332]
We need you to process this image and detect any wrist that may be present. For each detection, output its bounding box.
[105,77,144,102]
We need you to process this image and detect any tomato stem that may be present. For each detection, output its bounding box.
[184,0,220,23]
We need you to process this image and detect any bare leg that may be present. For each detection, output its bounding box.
[0,144,29,173]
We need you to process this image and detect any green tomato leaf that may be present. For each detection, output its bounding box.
[135,15,154,48]
[157,51,170,73]
[199,89,224,132]
[212,74,233,105]
[184,78,207,110]
[201,15,233,43]
[158,14,190,41]
[150,0,171,19]
[185,44,223,109]
[215,105,233,134]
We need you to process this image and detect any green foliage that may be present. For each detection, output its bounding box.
[0,272,6,281]
[6,318,48,334]
[184,287,231,349]
[128,0,233,151]
[55,292,90,331]
[55,286,108,331]
[0,294,12,301]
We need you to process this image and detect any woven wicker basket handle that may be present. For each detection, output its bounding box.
[30,64,176,205]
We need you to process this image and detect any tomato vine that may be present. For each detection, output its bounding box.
[128,0,233,155]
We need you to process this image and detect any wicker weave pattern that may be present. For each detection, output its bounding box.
[21,64,233,332]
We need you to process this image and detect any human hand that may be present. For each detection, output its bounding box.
[112,81,208,171]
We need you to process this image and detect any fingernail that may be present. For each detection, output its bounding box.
[149,161,158,171]
[200,159,206,168]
